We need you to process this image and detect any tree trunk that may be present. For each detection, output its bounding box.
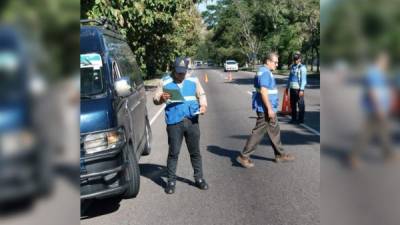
[311,47,314,72]
[316,48,320,73]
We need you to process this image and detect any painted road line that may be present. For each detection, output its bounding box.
[300,122,320,136]
[150,104,166,126]
[246,90,320,136]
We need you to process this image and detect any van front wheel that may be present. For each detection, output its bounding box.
[123,145,140,199]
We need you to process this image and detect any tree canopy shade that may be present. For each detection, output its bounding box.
[200,0,320,71]
[81,0,203,78]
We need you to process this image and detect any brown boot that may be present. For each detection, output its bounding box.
[236,155,255,168]
[384,153,400,164]
[275,153,295,163]
[348,154,361,169]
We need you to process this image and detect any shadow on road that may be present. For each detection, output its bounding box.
[0,198,34,217]
[81,197,122,220]
[206,145,275,167]
[55,162,80,189]
[139,163,196,188]
[230,129,319,146]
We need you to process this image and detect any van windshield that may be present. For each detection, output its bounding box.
[226,61,237,65]
[0,51,22,99]
[80,67,105,97]
[80,53,106,98]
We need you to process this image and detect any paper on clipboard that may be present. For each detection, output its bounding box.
[163,88,184,103]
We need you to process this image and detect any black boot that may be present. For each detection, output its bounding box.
[194,178,209,190]
[165,181,176,194]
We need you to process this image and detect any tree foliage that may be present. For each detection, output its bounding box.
[1,0,80,79]
[81,0,203,78]
[200,0,319,70]
[322,0,399,65]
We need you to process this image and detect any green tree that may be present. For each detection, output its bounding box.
[81,0,202,78]
[201,0,319,71]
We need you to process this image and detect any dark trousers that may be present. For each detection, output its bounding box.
[290,88,305,122]
[241,112,286,157]
[166,117,203,182]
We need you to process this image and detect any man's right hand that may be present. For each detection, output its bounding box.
[268,109,276,122]
[161,92,171,103]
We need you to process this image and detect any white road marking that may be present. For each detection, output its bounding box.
[150,104,166,126]
[245,90,320,136]
[300,123,320,136]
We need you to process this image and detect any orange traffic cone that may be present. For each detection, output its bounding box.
[280,89,291,115]
[204,73,208,83]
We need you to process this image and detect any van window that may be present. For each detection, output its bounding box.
[103,35,143,87]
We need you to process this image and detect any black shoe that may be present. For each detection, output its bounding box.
[194,178,209,190]
[165,181,176,194]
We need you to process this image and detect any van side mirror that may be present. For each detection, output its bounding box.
[114,77,132,97]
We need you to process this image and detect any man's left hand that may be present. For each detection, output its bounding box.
[200,105,207,115]
[299,90,304,97]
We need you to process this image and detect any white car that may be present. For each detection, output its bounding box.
[224,60,239,72]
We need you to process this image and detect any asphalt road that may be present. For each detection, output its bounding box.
[321,71,400,225]
[81,68,320,225]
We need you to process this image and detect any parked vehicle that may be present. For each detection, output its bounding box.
[80,19,152,202]
[0,26,52,205]
[224,60,239,72]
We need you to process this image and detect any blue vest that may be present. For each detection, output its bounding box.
[362,66,391,114]
[252,66,279,112]
[288,63,307,90]
[162,75,200,125]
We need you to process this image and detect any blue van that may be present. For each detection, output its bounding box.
[80,19,152,200]
[0,26,52,205]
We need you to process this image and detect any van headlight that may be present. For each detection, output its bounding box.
[81,128,125,154]
[1,129,36,156]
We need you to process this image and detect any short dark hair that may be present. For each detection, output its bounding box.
[263,52,278,64]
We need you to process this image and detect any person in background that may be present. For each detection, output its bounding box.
[286,52,307,124]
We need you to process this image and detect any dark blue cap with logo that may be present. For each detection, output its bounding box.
[174,57,189,74]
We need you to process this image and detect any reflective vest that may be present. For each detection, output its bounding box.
[288,63,306,90]
[252,66,279,112]
[162,75,200,125]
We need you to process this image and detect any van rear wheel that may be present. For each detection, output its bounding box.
[123,145,140,199]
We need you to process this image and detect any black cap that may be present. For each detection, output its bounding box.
[293,52,302,61]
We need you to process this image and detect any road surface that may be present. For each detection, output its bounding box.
[81,68,320,225]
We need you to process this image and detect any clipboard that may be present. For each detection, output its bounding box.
[163,88,184,103]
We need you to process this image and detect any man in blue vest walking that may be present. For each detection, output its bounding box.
[154,57,209,194]
[237,52,295,168]
[286,52,307,123]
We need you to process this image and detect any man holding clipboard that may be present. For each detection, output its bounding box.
[153,57,208,194]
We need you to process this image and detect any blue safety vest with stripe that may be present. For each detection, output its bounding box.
[288,63,307,90]
[252,66,279,112]
[162,74,200,125]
